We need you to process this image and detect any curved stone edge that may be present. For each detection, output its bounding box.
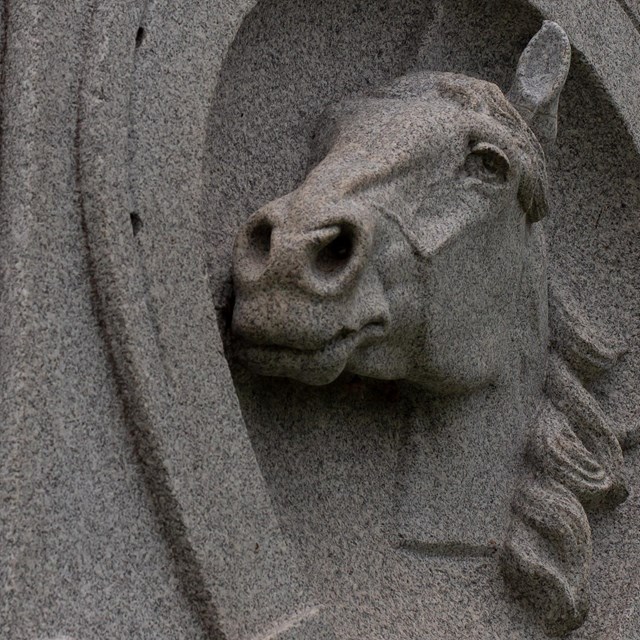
[1,2,206,638]
[77,1,333,639]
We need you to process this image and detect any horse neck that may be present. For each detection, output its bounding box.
[394,341,546,551]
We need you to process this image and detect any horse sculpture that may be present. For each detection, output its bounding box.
[230,22,631,637]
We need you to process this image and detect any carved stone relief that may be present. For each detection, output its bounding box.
[227,20,637,638]
[3,1,640,639]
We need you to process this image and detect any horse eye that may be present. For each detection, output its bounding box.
[464,142,510,182]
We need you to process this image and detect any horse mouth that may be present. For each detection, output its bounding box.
[234,320,388,384]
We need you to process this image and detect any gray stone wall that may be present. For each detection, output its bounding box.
[1,1,639,638]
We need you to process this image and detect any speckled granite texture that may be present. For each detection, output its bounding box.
[1,1,639,639]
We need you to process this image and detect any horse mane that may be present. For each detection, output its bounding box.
[503,282,630,636]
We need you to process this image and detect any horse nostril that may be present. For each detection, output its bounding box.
[248,221,273,261]
[315,225,355,274]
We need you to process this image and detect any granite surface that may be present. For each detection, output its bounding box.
[1,1,639,639]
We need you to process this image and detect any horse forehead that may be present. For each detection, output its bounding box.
[299,100,480,200]
[338,97,469,149]
[326,93,521,176]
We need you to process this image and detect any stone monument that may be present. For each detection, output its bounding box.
[1,2,639,639]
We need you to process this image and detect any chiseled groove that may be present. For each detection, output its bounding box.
[398,539,499,558]
[76,2,225,637]
[253,606,323,640]
[614,0,640,32]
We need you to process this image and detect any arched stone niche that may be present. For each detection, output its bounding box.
[3,0,639,639]
[200,1,640,638]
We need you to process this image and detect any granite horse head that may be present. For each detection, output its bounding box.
[231,26,566,392]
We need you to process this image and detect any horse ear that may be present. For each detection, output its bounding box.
[507,21,571,146]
